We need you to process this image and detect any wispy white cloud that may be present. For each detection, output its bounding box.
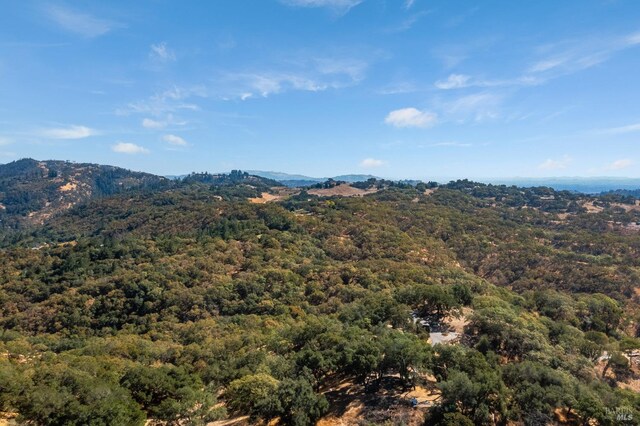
[142,118,166,129]
[528,30,640,77]
[377,81,417,95]
[386,11,429,33]
[314,57,367,81]
[126,54,369,108]
[538,155,572,170]
[0,137,13,146]
[218,57,368,99]
[430,141,472,147]
[443,92,503,122]
[599,122,640,135]
[431,29,640,116]
[404,0,416,9]
[43,5,118,38]
[41,125,97,139]
[360,158,385,168]
[141,114,186,129]
[280,0,364,15]
[529,58,567,73]
[434,74,471,90]
[224,73,323,98]
[162,134,188,146]
[385,108,437,128]
[605,159,633,171]
[149,42,176,62]
[626,32,640,45]
[434,73,540,90]
[112,142,149,154]
[118,86,206,116]
[0,41,69,48]
[445,7,479,28]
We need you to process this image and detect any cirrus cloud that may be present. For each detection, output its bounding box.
[150,42,175,62]
[434,74,471,90]
[280,0,364,15]
[600,122,640,135]
[43,5,118,38]
[385,107,437,128]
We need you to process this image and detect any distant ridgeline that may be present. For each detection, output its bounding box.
[602,188,640,197]
[1,159,640,232]
[491,177,640,194]
[247,171,640,194]
[246,170,379,187]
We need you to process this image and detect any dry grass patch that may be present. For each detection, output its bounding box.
[308,184,377,198]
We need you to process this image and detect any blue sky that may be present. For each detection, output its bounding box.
[1,0,640,179]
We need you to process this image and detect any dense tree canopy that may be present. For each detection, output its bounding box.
[1,171,639,424]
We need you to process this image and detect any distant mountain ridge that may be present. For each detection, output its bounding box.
[489,177,640,194]
[4,159,640,231]
[246,170,378,187]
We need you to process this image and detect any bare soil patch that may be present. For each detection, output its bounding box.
[248,192,281,204]
[612,201,640,212]
[318,376,438,426]
[582,201,604,214]
[308,184,377,198]
[248,187,298,204]
[59,182,77,192]
[207,416,249,426]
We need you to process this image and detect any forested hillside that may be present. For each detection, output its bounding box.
[0,159,168,229]
[1,165,640,425]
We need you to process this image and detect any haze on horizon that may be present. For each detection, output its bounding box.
[1,0,640,180]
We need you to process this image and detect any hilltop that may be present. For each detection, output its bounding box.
[0,161,284,230]
[0,159,168,228]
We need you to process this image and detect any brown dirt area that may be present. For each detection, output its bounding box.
[0,413,17,426]
[612,201,640,212]
[204,376,440,426]
[308,184,378,198]
[248,187,299,204]
[448,308,472,333]
[208,415,250,426]
[59,182,78,192]
[318,376,439,426]
[249,192,282,204]
[582,201,604,213]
